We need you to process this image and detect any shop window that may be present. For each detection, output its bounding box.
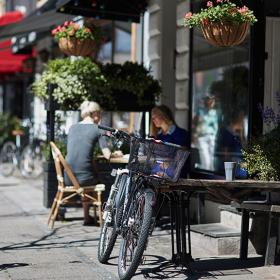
[191,14,250,174]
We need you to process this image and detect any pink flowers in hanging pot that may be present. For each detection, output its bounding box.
[183,0,257,29]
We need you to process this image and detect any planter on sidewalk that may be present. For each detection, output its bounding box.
[43,160,57,208]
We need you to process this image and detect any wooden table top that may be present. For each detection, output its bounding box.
[166,179,280,190]
[159,179,280,203]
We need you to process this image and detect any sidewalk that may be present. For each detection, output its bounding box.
[0,174,279,280]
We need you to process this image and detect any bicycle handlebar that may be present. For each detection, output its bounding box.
[98,124,116,133]
[98,125,131,142]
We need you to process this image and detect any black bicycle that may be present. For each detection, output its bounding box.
[97,125,190,280]
[0,120,45,178]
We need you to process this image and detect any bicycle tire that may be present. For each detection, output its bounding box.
[118,187,155,280]
[0,141,16,177]
[98,173,127,263]
[20,144,44,178]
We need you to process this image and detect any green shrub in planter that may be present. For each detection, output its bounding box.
[99,62,161,111]
[32,57,108,111]
[242,125,280,181]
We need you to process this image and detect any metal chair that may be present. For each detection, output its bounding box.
[47,141,105,229]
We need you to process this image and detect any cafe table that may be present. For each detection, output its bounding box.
[158,179,280,267]
[97,156,280,266]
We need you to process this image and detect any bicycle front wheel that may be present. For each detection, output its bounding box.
[98,173,128,263]
[0,141,16,177]
[20,144,44,178]
[118,187,155,280]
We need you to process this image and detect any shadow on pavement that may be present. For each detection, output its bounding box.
[141,256,265,279]
[0,263,30,271]
[0,223,100,251]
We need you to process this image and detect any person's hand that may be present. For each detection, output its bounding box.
[111,150,123,158]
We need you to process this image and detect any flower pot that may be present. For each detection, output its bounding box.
[201,22,249,47]
[58,38,96,57]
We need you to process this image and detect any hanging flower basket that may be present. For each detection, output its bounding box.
[52,21,102,57]
[184,0,257,47]
[201,21,249,47]
[58,38,96,56]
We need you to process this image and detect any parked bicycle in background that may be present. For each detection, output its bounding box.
[0,118,45,178]
[97,125,190,280]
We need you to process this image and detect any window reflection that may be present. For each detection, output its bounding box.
[191,21,250,175]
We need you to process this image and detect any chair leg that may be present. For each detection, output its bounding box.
[47,190,60,226]
[48,191,63,229]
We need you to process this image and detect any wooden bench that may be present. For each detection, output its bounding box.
[232,201,280,265]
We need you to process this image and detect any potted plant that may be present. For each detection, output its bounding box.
[99,62,161,111]
[51,21,102,56]
[32,57,108,111]
[184,0,257,47]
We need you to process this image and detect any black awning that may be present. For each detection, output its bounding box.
[56,0,147,23]
[0,9,74,41]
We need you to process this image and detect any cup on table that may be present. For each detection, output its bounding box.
[224,161,237,181]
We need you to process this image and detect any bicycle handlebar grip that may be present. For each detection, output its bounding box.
[98,124,116,133]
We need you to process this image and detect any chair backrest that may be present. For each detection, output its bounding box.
[50,141,81,189]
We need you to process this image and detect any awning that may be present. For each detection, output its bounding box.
[0,11,33,74]
[56,0,147,23]
[0,9,74,41]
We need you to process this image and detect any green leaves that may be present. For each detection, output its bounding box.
[32,58,105,111]
[32,59,161,111]
[242,126,280,181]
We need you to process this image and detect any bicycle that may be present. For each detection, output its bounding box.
[0,121,45,178]
[97,125,190,280]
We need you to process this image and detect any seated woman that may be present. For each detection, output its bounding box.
[150,105,190,178]
[64,100,111,225]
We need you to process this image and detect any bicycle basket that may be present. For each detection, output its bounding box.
[127,138,190,182]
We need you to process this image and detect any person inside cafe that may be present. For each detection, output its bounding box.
[150,104,190,178]
[64,100,111,225]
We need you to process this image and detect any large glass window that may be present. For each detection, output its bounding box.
[191,1,250,175]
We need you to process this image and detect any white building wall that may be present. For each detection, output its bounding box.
[147,0,190,130]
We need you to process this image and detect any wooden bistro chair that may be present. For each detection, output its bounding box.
[47,141,105,229]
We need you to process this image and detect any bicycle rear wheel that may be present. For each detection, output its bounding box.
[118,187,155,280]
[20,144,44,178]
[0,141,16,177]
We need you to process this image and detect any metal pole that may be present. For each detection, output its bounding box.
[46,83,56,144]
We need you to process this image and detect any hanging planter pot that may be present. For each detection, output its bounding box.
[58,38,96,57]
[52,21,102,57]
[183,1,257,48]
[201,22,249,47]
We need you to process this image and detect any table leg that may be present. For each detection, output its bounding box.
[240,209,249,260]
[169,195,175,260]
[265,213,278,265]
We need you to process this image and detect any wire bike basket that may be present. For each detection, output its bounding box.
[128,138,190,182]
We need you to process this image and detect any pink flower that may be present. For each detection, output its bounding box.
[238,6,249,14]
[51,28,57,35]
[207,1,213,7]
[185,12,193,19]
[216,0,222,3]
[64,21,69,27]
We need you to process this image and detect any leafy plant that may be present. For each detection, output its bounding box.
[184,0,257,28]
[99,62,161,110]
[242,125,280,181]
[0,113,22,145]
[32,57,108,111]
[51,21,102,43]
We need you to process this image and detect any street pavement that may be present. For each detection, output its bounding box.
[0,174,279,280]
